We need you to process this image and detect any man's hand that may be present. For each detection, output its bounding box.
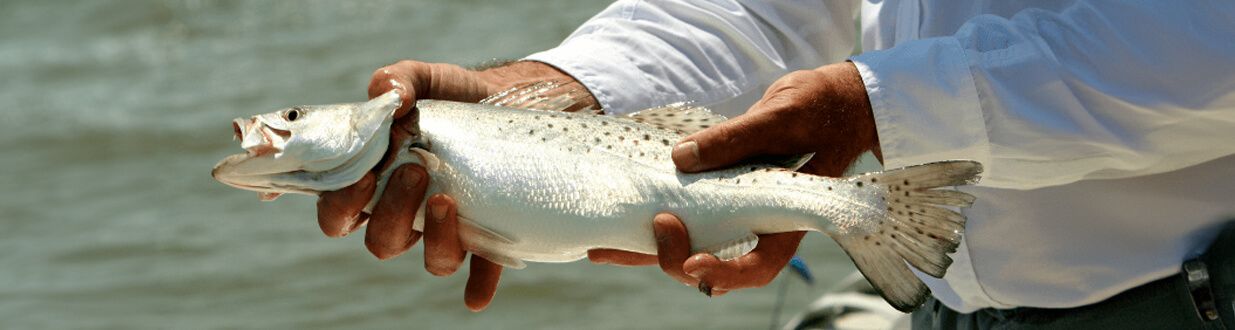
[315,60,595,311]
[588,62,880,294]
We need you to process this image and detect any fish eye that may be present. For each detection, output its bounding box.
[285,108,303,122]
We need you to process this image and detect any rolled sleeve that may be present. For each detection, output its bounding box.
[850,37,991,174]
[525,36,648,115]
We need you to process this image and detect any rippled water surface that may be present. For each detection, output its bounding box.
[0,1,855,328]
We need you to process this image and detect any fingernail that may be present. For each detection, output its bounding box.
[403,169,421,187]
[653,221,669,243]
[430,202,448,223]
[672,141,700,171]
[685,255,709,278]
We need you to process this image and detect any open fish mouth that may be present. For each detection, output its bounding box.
[211,117,295,190]
[232,117,288,158]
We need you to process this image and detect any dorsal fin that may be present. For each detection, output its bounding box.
[625,103,727,135]
[479,80,600,113]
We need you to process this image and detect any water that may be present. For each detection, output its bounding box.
[0,1,855,328]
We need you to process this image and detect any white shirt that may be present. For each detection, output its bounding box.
[526,0,1235,312]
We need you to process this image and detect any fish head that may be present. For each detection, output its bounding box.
[212,91,403,200]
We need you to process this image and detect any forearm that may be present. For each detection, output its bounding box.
[390,60,597,110]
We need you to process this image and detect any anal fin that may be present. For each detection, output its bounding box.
[456,216,525,269]
[697,233,759,261]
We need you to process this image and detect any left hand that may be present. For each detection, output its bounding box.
[587,62,881,295]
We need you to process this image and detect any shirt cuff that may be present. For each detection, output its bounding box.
[849,37,991,174]
[525,36,654,116]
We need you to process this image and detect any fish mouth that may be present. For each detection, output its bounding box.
[212,117,295,191]
[232,117,289,158]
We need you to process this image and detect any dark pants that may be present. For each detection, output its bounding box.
[913,221,1235,330]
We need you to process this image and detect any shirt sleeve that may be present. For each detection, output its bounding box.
[525,0,860,116]
[850,1,1235,190]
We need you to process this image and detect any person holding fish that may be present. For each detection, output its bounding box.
[308,0,1235,327]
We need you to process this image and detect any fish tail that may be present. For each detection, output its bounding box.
[831,160,982,312]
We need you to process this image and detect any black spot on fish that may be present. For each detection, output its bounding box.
[604,132,610,136]
[594,137,601,143]
[661,139,670,146]
[683,119,694,122]
[665,113,675,117]
[701,125,710,128]
[791,173,798,177]
[601,121,609,126]
[548,124,554,128]
[623,127,631,132]
[643,134,651,141]
[904,191,910,197]
[528,129,534,135]
[904,180,910,185]
[871,178,878,183]
[856,182,864,187]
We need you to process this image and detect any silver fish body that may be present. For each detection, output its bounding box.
[213,90,983,311]
[406,100,877,262]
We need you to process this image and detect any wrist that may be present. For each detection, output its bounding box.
[475,61,599,111]
[816,62,882,161]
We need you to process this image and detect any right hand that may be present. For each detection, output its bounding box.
[315,60,596,311]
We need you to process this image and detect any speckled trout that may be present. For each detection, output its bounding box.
[211,85,982,311]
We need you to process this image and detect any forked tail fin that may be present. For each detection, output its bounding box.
[833,160,982,312]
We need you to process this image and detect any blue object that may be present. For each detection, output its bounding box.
[787,255,814,285]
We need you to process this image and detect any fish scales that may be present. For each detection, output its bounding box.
[413,100,867,259]
[212,88,983,311]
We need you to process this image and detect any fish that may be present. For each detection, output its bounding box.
[211,83,983,312]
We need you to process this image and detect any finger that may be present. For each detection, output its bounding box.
[317,173,377,237]
[423,194,466,276]
[653,213,697,286]
[369,64,416,118]
[364,165,428,260]
[464,255,503,312]
[671,113,785,173]
[683,231,805,291]
[587,249,658,266]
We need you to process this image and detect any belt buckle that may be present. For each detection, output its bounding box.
[1185,259,1220,321]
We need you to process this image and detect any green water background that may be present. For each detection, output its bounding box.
[0,1,857,328]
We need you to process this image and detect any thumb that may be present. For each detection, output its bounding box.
[671,113,779,173]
